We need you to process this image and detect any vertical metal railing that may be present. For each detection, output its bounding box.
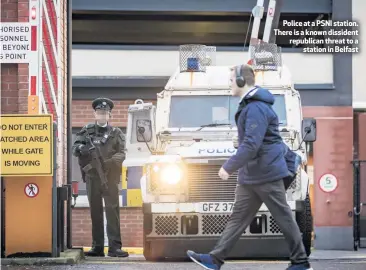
[52,122,58,257]
[1,177,5,258]
[351,159,366,251]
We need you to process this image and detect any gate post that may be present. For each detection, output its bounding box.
[352,160,361,251]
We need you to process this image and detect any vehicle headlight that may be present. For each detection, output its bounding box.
[147,163,185,193]
[153,163,182,185]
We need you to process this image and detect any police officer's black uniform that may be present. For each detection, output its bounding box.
[72,97,129,258]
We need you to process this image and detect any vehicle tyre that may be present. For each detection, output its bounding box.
[296,194,313,257]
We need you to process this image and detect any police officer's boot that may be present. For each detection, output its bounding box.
[86,247,105,257]
[107,249,129,258]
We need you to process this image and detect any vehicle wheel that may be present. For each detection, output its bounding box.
[296,194,313,257]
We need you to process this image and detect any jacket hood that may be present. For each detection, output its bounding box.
[243,87,275,105]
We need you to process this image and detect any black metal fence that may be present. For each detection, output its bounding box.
[351,160,366,250]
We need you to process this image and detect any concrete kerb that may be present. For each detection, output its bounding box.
[0,249,84,266]
[81,247,366,262]
[6,247,364,265]
[83,248,366,262]
[309,249,366,261]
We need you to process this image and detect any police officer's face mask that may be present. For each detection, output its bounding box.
[95,110,110,125]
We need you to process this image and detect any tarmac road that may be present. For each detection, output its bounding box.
[2,259,366,270]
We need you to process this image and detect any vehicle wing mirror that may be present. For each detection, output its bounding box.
[137,119,152,142]
[302,118,316,143]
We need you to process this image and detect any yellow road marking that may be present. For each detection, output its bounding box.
[81,246,143,255]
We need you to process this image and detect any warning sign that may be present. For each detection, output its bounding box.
[0,115,53,176]
[319,173,338,193]
[0,23,32,63]
[24,183,39,198]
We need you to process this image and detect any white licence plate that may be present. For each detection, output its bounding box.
[197,202,234,213]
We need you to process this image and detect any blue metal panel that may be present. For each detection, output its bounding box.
[73,0,331,14]
[121,189,127,207]
[126,167,143,189]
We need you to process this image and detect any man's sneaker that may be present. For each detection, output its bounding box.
[107,249,129,258]
[187,250,221,270]
[286,262,313,270]
[85,247,105,257]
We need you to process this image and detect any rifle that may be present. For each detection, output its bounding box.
[84,131,109,194]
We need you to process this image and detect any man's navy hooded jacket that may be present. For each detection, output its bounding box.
[222,87,289,185]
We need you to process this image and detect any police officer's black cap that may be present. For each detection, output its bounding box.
[92,97,114,111]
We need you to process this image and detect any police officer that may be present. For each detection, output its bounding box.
[72,97,129,258]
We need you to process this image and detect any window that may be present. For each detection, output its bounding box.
[71,127,126,195]
[168,95,287,128]
[271,95,287,125]
[169,95,237,128]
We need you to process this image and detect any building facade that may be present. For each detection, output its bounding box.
[69,0,366,250]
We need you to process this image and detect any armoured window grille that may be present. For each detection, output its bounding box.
[179,44,216,72]
[249,43,282,71]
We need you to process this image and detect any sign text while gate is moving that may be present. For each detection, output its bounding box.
[0,115,53,176]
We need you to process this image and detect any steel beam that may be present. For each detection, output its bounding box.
[72,0,331,14]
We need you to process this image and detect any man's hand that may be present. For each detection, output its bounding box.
[218,167,230,180]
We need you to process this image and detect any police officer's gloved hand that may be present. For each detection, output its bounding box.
[78,145,89,156]
[104,159,116,172]
[105,154,124,169]
[104,159,114,168]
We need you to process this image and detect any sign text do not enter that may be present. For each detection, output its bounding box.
[0,115,53,176]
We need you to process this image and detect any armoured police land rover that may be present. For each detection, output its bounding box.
[123,44,316,261]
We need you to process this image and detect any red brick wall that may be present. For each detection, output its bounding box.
[303,107,354,228]
[72,99,156,127]
[356,113,366,216]
[1,64,28,114]
[1,0,29,114]
[72,208,143,248]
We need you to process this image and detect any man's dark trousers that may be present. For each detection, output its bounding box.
[86,173,122,251]
[210,179,308,265]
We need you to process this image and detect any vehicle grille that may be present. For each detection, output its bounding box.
[187,164,238,202]
[148,212,286,237]
[202,214,236,235]
[154,215,179,236]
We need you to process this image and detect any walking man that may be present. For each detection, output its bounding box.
[187,64,312,270]
[72,97,129,258]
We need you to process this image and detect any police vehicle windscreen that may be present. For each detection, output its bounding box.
[168,95,287,128]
